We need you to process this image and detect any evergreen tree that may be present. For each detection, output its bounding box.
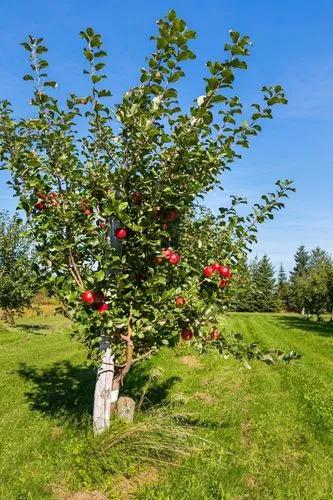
[277,263,287,286]
[252,255,277,312]
[276,263,289,310]
[309,247,331,268]
[289,245,310,312]
[290,245,309,280]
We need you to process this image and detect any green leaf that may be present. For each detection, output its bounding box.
[96,270,105,282]
[44,81,58,88]
[84,50,94,62]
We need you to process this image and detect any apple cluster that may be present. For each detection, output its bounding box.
[180,327,221,341]
[203,263,232,288]
[81,290,109,313]
[34,192,60,211]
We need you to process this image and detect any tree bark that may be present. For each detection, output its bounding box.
[93,335,118,435]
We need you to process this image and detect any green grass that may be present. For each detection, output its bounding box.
[0,312,332,499]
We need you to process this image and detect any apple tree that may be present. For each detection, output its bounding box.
[0,11,294,433]
[0,211,38,323]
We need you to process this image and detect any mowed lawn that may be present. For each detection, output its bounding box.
[0,312,332,499]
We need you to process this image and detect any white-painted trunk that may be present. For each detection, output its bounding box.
[93,336,118,435]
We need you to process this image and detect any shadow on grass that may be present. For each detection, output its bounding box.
[173,414,230,430]
[16,323,50,335]
[16,360,96,427]
[122,361,181,411]
[275,315,333,337]
[16,359,181,426]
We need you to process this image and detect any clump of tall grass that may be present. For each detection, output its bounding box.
[69,406,214,492]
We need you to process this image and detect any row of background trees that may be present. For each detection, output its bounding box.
[233,245,333,319]
[1,209,332,321]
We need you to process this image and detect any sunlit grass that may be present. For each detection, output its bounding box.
[0,312,332,499]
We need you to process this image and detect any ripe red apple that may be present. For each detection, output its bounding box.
[181,328,193,341]
[219,279,229,288]
[94,291,105,303]
[169,252,181,265]
[96,302,109,313]
[162,248,173,260]
[212,263,221,272]
[35,201,46,211]
[115,227,128,239]
[81,290,95,304]
[203,265,214,278]
[165,209,178,222]
[153,255,163,265]
[219,266,232,278]
[211,329,220,340]
[133,191,142,205]
[48,193,60,207]
[175,296,186,307]
[84,208,93,216]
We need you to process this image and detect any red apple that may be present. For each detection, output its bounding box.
[211,329,220,340]
[35,201,46,211]
[94,291,105,303]
[84,208,93,216]
[175,296,186,307]
[219,266,232,278]
[81,290,95,304]
[133,191,142,205]
[162,248,173,260]
[181,328,193,341]
[219,279,229,288]
[115,227,128,239]
[169,252,181,265]
[203,265,214,278]
[162,223,169,230]
[212,263,221,272]
[96,302,109,313]
[48,193,60,207]
[165,209,178,222]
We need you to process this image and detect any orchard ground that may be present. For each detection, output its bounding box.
[0,308,332,499]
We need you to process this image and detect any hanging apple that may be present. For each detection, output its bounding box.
[211,329,220,340]
[175,296,186,307]
[219,266,232,278]
[181,328,193,340]
[81,290,95,304]
[115,227,128,239]
[203,265,214,278]
[96,302,109,313]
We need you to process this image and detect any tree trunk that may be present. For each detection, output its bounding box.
[93,335,118,435]
[301,307,305,316]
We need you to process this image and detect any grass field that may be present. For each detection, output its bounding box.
[0,312,332,499]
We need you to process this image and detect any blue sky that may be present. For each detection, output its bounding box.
[0,0,332,272]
